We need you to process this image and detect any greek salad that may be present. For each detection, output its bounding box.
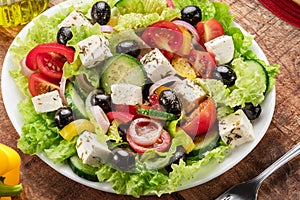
[9,0,280,197]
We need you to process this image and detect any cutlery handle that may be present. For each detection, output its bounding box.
[254,142,300,184]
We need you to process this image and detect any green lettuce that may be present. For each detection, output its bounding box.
[17,99,61,155]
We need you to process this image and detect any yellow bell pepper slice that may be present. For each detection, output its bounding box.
[0,144,22,199]
[59,119,95,141]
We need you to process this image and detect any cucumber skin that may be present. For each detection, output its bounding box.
[100,54,146,94]
[65,83,88,119]
[137,108,178,120]
[68,155,99,182]
[189,126,220,157]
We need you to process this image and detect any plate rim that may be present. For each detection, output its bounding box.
[1,0,276,195]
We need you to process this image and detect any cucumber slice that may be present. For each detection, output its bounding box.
[65,82,88,119]
[137,108,178,120]
[100,54,146,94]
[243,59,269,93]
[189,125,220,157]
[68,155,99,182]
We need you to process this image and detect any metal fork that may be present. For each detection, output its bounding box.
[215,142,300,200]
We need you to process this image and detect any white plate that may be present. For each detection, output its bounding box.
[1,0,275,194]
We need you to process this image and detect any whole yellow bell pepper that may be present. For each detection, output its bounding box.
[0,144,22,200]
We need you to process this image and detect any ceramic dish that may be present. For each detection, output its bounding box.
[1,0,276,194]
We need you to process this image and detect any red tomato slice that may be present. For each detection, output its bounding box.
[185,49,216,78]
[37,52,66,79]
[26,43,75,70]
[196,18,225,45]
[141,20,183,53]
[181,98,217,136]
[106,111,135,124]
[127,128,171,154]
[28,72,60,97]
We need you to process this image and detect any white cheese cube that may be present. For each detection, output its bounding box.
[58,10,92,28]
[204,35,234,65]
[31,90,63,113]
[77,35,113,68]
[219,109,254,148]
[140,48,177,82]
[111,83,143,105]
[173,79,206,113]
[76,131,111,165]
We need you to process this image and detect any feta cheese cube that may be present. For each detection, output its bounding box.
[76,131,111,165]
[77,35,112,68]
[219,109,254,148]
[204,35,234,65]
[31,90,63,113]
[111,83,143,105]
[173,79,206,113]
[140,48,177,82]
[58,11,92,28]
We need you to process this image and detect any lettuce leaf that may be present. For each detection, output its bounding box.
[17,99,61,155]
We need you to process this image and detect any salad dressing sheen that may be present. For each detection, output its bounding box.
[0,0,49,27]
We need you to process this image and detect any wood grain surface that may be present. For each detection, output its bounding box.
[0,0,299,199]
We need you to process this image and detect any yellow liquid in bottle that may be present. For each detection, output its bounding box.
[0,0,50,27]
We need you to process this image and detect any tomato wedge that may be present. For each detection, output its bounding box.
[28,72,60,97]
[126,118,171,153]
[25,43,75,79]
[181,98,217,136]
[141,20,183,53]
[185,49,216,78]
[36,52,67,79]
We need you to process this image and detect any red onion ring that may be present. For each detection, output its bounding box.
[149,76,181,95]
[76,74,94,93]
[20,58,34,77]
[90,105,110,133]
[100,25,114,33]
[128,118,162,146]
[172,20,200,43]
[59,77,67,105]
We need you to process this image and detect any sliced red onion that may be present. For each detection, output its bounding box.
[149,76,181,95]
[90,105,110,133]
[173,20,200,43]
[76,74,94,93]
[100,25,114,33]
[85,89,103,109]
[59,77,67,105]
[20,58,34,77]
[128,118,162,146]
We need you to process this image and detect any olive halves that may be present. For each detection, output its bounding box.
[116,40,141,57]
[212,65,237,87]
[91,1,111,25]
[159,90,182,115]
[181,5,202,26]
[110,149,135,171]
[54,107,74,129]
[90,93,112,113]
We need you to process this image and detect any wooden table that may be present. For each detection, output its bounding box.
[0,0,299,199]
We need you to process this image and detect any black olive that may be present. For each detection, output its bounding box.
[159,90,182,115]
[57,27,73,45]
[90,93,112,113]
[181,5,202,26]
[212,65,237,87]
[118,123,129,142]
[116,40,141,57]
[54,107,74,129]
[242,103,262,120]
[110,149,135,171]
[91,1,111,25]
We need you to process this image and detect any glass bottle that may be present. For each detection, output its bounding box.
[0,0,50,27]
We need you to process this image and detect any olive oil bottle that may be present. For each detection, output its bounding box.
[0,0,50,27]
